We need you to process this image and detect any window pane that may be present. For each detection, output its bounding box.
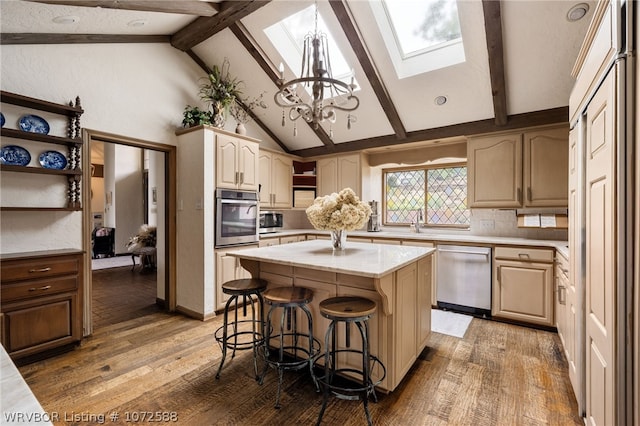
[385,170,425,224]
[427,167,469,225]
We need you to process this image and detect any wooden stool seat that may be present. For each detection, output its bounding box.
[263,286,313,305]
[319,296,376,319]
[222,278,268,295]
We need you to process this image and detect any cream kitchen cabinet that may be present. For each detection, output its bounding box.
[316,153,362,198]
[402,240,437,307]
[215,246,255,311]
[216,133,259,191]
[468,126,568,208]
[492,246,554,327]
[555,252,570,351]
[259,150,292,208]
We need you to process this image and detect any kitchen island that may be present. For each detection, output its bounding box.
[227,239,435,392]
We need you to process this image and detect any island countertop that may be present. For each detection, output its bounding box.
[226,239,435,278]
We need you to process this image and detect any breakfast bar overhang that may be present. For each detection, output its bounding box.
[227,239,435,392]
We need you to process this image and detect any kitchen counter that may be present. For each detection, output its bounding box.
[227,239,435,392]
[263,228,569,254]
[228,239,435,278]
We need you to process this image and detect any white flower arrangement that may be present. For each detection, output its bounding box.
[305,188,371,231]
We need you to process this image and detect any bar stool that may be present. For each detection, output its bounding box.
[315,296,386,426]
[215,278,268,380]
[259,286,321,409]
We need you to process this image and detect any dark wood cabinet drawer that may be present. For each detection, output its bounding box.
[1,275,78,304]
[1,256,80,282]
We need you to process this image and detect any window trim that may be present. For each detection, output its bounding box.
[381,161,469,229]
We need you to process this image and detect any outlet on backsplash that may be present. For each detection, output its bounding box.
[480,219,495,230]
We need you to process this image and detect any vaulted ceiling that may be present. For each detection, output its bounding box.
[1,0,594,157]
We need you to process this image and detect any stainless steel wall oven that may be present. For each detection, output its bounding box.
[215,189,259,247]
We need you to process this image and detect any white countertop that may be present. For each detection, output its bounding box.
[227,239,435,278]
[1,346,52,425]
[263,228,569,255]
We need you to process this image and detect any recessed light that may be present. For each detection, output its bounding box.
[434,96,447,106]
[52,15,80,25]
[567,3,589,22]
[128,19,148,27]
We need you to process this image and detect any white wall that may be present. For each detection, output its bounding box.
[0,42,204,254]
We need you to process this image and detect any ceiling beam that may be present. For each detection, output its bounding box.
[482,0,508,126]
[24,1,220,16]
[1,33,169,45]
[329,0,407,140]
[291,106,568,157]
[185,49,290,154]
[229,21,335,150]
[170,1,270,51]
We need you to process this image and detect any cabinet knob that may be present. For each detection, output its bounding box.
[28,267,52,273]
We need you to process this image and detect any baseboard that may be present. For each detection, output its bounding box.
[175,305,216,321]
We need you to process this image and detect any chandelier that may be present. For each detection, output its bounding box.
[274,2,359,137]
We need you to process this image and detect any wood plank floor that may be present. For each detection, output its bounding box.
[18,302,583,425]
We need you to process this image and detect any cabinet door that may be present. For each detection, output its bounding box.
[337,154,361,196]
[394,263,418,380]
[238,141,259,191]
[215,251,238,311]
[216,136,239,189]
[555,262,567,348]
[416,256,432,351]
[493,260,554,326]
[402,241,436,306]
[584,69,616,426]
[523,127,569,206]
[317,158,338,196]
[258,151,272,206]
[468,133,522,207]
[271,154,292,208]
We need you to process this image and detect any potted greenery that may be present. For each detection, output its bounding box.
[228,92,268,135]
[199,58,243,128]
[182,105,213,128]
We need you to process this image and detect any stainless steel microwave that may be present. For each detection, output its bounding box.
[259,211,283,234]
[215,189,259,247]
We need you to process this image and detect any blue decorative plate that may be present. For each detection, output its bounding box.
[19,114,49,134]
[0,112,4,128]
[38,150,67,170]
[0,145,31,166]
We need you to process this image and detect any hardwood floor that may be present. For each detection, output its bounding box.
[92,265,160,329]
[18,302,582,425]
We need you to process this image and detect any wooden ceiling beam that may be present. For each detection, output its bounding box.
[229,21,335,150]
[185,49,290,154]
[291,106,568,157]
[329,0,407,140]
[170,1,270,51]
[24,1,220,16]
[1,33,169,45]
[482,0,508,126]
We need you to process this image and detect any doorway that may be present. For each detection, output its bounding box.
[83,129,176,336]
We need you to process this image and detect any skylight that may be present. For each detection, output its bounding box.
[264,5,358,96]
[371,0,466,79]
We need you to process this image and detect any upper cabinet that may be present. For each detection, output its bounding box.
[0,91,84,211]
[317,153,362,198]
[467,126,568,208]
[259,150,292,209]
[216,133,259,191]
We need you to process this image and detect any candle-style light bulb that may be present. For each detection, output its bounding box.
[279,62,284,80]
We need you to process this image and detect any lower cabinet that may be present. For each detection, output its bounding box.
[492,247,555,327]
[555,253,570,349]
[215,246,255,311]
[1,251,83,360]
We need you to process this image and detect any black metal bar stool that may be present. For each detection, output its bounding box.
[259,286,321,409]
[315,296,386,426]
[215,278,268,380]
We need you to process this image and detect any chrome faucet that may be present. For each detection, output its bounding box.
[414,209,423,233]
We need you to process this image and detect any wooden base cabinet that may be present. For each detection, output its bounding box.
[492,247,554,327]
[214,246,256,312]
[1,251,83,360]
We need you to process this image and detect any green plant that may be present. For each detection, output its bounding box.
[182,105,213,128]
[199,58,243,114]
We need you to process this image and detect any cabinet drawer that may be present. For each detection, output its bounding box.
[2,276,78,303]
[1,257,80,282]
[494,246,554,263]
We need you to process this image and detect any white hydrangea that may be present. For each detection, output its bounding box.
[305,188,372,231]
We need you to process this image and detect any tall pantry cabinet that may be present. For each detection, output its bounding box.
[568,1,635,424]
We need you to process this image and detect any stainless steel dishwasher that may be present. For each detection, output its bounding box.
[436,244,492,317]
